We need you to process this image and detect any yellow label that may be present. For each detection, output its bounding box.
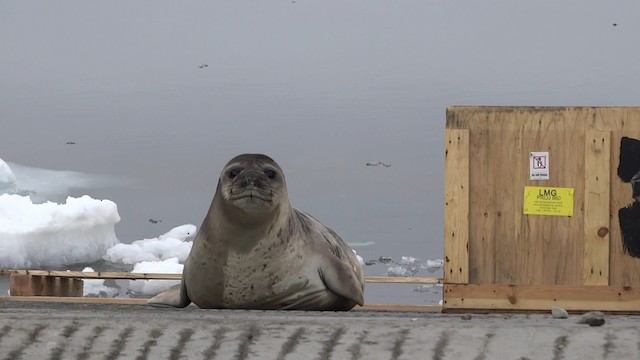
[523,186,574,216]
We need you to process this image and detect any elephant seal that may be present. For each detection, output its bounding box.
[148,154,365,310]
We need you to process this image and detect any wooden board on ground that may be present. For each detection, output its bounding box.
[444,284,640,312]
[0,296,442,312]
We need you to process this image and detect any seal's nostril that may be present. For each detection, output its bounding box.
[243,177,261,187]
[241,171,265,187]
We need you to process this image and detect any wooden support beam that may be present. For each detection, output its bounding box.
[444,128,470,284]
[444,284,640,312]
[1,270,182,280]
[583,129,611,285]
[0,296,148,305]
[10,275,83,297]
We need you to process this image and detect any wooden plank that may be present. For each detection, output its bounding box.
[532,109,586,286]
[58,278,83,297]
[444,284,640,312]
[465,109,496,284]
[443,128,470,284]
[0,296,149,305]
[1,269,442,284]
[1,270,182,280]
[364,276,443,284]
[354,304,442,312]
[583,129,611,285]
[595,107,640,286]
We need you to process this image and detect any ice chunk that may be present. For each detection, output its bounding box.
[413,283,443,294]
[127,258,183,296]
[390,256,420,276]
[158,224,197,241]
[422,259,445,273]
[352,250,364,266]
[387,265,418,277]
[0,157,16,185]
[82,267,119,298]
[400,256,420,265]
[104,224,196,264]
[0,194,120,268]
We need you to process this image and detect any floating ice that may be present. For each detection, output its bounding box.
[0,194,120,268]
[381,255,444,277]
[413,283,443,294]
[387,265,418,277]
[128,258,183,296]
[400,256,420,265]
[82,267,119,298]
[422,258,445,273]
[103,224,196,264]
[395,256,420,276]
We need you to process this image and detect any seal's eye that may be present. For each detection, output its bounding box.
[264,169,277,179]
[227,168,242,179]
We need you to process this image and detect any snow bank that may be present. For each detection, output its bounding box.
[0,194,120,268]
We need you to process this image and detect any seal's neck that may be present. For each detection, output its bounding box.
[203,195,292,252]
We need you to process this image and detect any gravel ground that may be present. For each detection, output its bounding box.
[1,300,639,359]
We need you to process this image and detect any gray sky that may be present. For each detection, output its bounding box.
[2,1,638,102]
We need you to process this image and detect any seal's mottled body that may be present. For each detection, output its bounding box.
[148,154,364,310]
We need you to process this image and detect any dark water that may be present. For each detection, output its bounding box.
[2,1,639,304]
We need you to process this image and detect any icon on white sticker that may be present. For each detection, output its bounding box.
[530,152,549,180]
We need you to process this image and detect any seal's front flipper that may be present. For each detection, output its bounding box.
[147,283,191,308]
[320,256,365,307]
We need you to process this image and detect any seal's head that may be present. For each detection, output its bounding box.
[217,154,288,219]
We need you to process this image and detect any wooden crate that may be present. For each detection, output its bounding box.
[444,106,640,312]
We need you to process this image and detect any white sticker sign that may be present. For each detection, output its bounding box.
[530,152,549,180]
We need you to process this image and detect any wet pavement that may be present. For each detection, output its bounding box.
[1,300,639,359]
